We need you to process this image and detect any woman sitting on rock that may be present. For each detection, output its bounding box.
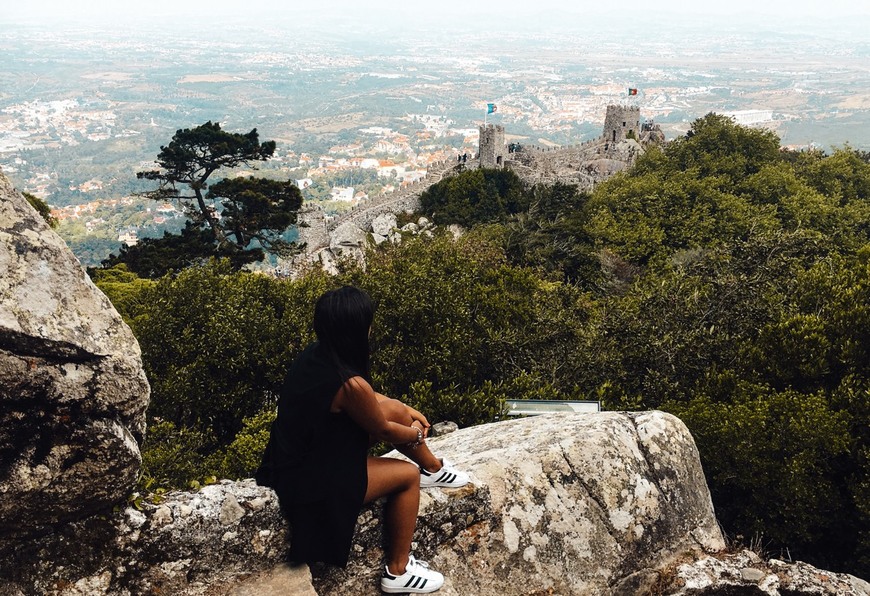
[256,285,468,594]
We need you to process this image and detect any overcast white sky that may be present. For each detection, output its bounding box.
[3,0,870,21]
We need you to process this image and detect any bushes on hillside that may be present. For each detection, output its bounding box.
[349,231,590,400]
[93,114,870,577]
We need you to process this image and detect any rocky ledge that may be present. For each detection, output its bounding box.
[4,411,725,595]
[4,411,865,595]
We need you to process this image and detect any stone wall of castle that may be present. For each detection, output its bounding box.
[295,203,330,252]
[286,106,660,265]
[519,135,605,155]
[326,159,456,232]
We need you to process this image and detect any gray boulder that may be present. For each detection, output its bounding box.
[0,172,149,548]
[369,410,725,596]
[1,480,288,595]
[371,212,397,237]
[446,223,464,239]
[328,221,366,252]
[667,549,870,595]
[584,158,628,177]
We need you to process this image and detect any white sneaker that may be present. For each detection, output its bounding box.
[419,458,469,489]
[381,555,444,593]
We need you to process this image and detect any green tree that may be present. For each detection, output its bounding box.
[124,122,301,274]
[667,112,782,183]
[420,167,528,227]
[101,222,246,279]
[345,232,589,400]
[207,176,300,255]
[131,259,332,440]
[796,148,870,204]
[668,387,854,566]
[89,264,155,325]
[498,183,601,286]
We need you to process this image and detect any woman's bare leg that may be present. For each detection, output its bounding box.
[365,456,420,574]
[377,398,442,472]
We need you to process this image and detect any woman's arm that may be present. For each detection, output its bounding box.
[374,392,430,437]
[335,378,421,445]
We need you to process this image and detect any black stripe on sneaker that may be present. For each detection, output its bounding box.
[419,578,428,589]
[441,472,455,484]
[437,471,449,482]
[404,575,418,588]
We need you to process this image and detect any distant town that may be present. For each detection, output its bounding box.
[1,15,869,264]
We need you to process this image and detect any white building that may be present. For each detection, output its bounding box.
[118,230,139,246]
[330,186,355,202]
[719,110,774,126]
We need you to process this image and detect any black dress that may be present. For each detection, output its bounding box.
[256,342,369,567]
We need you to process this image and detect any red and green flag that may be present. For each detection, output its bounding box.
[628,88,638,96]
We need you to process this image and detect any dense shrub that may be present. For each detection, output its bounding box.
[668,387,856,566]
[346,231,590,398]
[130,261,331,440]
[139,420,215,489]
[420,167,528,227]
[207,408,277,481]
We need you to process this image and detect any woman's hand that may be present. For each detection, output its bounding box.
[406,405,431,437]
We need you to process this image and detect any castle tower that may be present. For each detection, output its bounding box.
[478,124,505,168]
[603,105,641,144]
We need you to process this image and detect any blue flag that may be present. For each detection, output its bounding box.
[487,103,497,114]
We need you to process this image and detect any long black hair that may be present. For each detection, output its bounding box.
[313,286,374,383]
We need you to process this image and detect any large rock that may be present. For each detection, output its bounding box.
[2,411,729,595]
[370,212,397,237]
[1,480,288,595]
[584,158,628,177]
[666,549,870,595]
[0,172,149,548]
[328,220,366,255]
[315,411,725,595]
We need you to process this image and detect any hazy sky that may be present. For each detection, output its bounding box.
[3,0,870,21]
